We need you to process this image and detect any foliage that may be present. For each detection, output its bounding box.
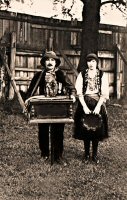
[0,0,32,10]
[0,0,10,9]
[53,0,76,19]
[53,0,127,20]
[101,0,127,17]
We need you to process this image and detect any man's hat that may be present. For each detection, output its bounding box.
[40,51,61,67]
[86,53,99,63]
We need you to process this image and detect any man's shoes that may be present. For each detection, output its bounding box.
[41,156,49,162]
[43,156,49,161]
[41,153,49,161]
[92,155,99,164]
[54,157,68,166]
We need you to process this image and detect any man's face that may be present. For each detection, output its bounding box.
[87,59,97,70]
[45,58,56,71]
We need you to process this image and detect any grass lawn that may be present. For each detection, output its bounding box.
[0,98,127,200]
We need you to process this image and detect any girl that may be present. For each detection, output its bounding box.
[74,53,109,164]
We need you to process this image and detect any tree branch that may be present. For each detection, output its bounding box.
[101,0,126,6]
[115,3,127,15]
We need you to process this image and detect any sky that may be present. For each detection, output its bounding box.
[7,0,127,27]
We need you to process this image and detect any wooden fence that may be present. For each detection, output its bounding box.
[0,11,127,99]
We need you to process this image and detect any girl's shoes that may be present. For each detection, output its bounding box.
[83,155,99,164]
[92,155,99,164]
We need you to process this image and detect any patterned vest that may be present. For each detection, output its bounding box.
[82,69,103,95]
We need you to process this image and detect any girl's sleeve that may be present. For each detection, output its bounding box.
[101,72,109,100]
[75,72,83,96]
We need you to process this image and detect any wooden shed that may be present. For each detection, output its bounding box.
[0,10,127,100]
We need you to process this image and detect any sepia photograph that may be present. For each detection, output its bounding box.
[0,0,127,199]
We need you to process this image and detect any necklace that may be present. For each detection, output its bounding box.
[87,70,98,91]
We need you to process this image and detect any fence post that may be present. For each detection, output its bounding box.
[8,31,16,99]
[116,44,121,99]
[0,47,26,111]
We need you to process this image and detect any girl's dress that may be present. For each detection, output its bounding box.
[74,68,109,141]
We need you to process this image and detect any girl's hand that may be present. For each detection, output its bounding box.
[83,106,91,114]
[93,105,101,115]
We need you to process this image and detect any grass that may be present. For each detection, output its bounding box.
[0,98,127,200]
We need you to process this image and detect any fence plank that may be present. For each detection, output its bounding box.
[9,32,16,99]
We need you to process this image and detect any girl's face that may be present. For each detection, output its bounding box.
[45,58,56,71]
[87,59,97,70]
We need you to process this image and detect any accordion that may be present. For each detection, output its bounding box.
[25,95,74,124]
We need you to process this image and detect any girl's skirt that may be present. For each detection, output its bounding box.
[73,95,109,141]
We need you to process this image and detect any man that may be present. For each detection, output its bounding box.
[25,51,75,164]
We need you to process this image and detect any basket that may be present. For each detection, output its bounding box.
[81,113,102,132]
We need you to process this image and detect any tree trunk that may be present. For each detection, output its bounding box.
[78,0,101,71]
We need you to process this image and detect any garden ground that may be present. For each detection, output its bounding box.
[0,97,127,200]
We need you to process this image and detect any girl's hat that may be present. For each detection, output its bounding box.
[40,51,61,67]
[86,53,99,63]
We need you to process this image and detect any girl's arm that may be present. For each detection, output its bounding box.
[75,72,91,114]
[93,72,109,115]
